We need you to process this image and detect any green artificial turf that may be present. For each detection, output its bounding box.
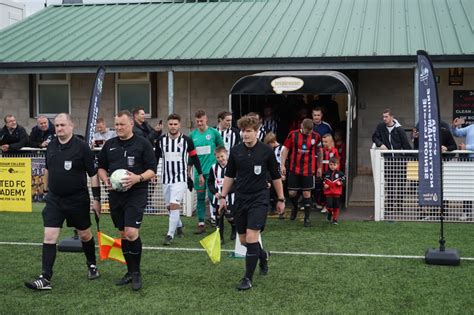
[1,204,473,314]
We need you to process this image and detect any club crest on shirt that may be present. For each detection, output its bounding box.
[335,174,339,178]
[254,165,262,175]
[64,161,72,171]
[206,135,211,140]
[311,139,316,145]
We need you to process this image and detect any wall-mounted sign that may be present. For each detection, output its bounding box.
[449,68,463,86]
[453,90,474,126]
[271,77,304,94]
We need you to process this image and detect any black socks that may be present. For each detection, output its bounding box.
[81,238,96,266]
[42,243,57,280]
[244,242,260,281]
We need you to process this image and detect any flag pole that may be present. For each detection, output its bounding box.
[417,50,459,265]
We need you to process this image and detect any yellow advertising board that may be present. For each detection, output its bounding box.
[0,158,32,212]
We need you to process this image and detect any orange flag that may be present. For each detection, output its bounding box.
[97,232,126,264]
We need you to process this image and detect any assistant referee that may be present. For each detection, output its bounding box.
[25,113,101,291]
[219,115,285,291]
[97,110,156,291]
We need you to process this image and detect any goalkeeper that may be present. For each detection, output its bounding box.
[190,109,224,234]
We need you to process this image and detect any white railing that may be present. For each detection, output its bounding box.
[372,149,474,222]
[1,148,196,216]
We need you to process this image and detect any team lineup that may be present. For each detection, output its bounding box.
[24,107,345,292]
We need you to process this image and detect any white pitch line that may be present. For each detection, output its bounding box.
[1,241,473,261]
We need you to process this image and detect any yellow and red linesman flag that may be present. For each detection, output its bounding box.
[97,232,126,264]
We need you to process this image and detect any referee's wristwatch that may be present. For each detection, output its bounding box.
[277,198,286,203]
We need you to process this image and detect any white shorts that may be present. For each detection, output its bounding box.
[163,182,187,206]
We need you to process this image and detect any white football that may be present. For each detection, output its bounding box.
[110,169,128,192]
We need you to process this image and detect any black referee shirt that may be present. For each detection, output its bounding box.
[226,141,281,194]
[97,135,157,191]
[45,136,96,196]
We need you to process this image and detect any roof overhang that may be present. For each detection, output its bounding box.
[1,55,473,74]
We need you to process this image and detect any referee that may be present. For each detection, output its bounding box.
[25,113,101,291]
[97,110,157,291]
[219,115,285,291]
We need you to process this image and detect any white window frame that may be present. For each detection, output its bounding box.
[36,74,71,118]
[115,72,151,117]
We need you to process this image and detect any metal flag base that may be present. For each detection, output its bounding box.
[425,248,460,266]
[58,230,83,252]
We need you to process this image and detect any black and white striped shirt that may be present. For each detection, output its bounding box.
[241,125,267,142]
[155,133,198,184]
[208,163,235,207]
[218,127,241,152]
[263,118,278,134]
[273,144,283,166]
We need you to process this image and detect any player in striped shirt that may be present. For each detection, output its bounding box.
[155,114,204,245]
[264,132,284,218]
[216,111,241,152]
[262,105,279,134]
[207,146,236,243]
[280,118,322,227]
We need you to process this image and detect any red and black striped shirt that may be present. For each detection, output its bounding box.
[283,129,321,176]
[321,147,339,173]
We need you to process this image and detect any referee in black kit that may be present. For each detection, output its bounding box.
[97,110,156,291]
[25,113,101,291]
[219,115,285,291]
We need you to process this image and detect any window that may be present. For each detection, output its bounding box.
[116,72,151,115]
[37,74,71,116]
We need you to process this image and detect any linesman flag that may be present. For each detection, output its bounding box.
[417,50,442,206]
[97,232,126,264]
[200,228,221,264]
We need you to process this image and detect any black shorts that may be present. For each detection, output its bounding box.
[287,173,315,191]
[42,191,91,230]
[234,190,269,234]
[325,196,340,209]
[109,188,147,230]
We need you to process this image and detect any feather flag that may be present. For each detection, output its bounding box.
[200,228,221,264]
[97,232,126,264]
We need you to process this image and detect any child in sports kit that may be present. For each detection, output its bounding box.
[319,134,339,213]
[207,146,236,243]
[323,157,345,225]
[263,132,284,219]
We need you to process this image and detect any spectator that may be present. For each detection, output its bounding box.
[452,117,474,221]
[372,109,411,151]
[372,109,411,214]
[29,115,55,148]
[93,117,116,147]
[132,106,162,144]
[0,114,28,153]
[412,121,456,152]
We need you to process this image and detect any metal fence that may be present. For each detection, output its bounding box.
[1,148,196,216]
[372,149,474,222]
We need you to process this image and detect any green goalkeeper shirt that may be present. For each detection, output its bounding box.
[190,127,224,175]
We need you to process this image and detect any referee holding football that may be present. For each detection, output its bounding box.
[25,113,102,291]
[97,110,156,291]
[219,115,285,291]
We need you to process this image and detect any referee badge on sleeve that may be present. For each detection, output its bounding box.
[254,165,262,175]
[64,161,72,171]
